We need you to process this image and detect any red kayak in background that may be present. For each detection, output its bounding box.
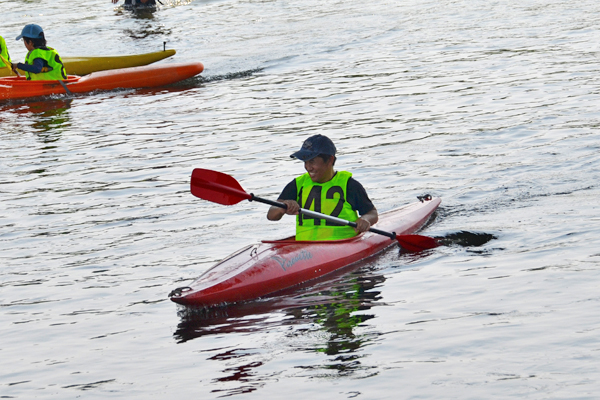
[0,61,204,101]
[169,196,441,308]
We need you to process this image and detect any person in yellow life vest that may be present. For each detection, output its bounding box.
[267,134,379,241]
[0,35,11,69]
[11,24,66,81]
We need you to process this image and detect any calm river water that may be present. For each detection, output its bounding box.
[2,0,600,398]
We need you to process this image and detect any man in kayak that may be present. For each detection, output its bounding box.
[267,134,379,241]
[11,24,66,81]
[0,34,11,69]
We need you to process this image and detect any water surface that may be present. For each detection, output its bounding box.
[1,0,600,398]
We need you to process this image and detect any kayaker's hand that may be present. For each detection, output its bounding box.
[354,217,371,233]
[282,200,300,215]
[112,0,120,3]
[11,63,17,73]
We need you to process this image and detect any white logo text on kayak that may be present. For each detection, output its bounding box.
[271,250,313,271]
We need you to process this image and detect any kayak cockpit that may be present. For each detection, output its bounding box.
[261,233,366,245]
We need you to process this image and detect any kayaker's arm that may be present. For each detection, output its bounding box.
[267,180,299,221]
[15,58,45,74]
[267,199,299,221]
[355,207,378,233]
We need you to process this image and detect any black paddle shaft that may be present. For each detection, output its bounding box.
[248,193,397,240]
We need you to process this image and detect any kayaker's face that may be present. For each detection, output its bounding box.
[23,39,34,52]
[304,156,334,183]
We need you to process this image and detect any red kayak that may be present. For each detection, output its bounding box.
[169,196,441,308]
[0,61,203,101]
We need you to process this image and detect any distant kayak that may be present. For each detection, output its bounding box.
[0,61,203,101]
[0,49,176,77]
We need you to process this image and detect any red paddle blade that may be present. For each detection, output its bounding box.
[396,234,440,252]
[190,168,252,205]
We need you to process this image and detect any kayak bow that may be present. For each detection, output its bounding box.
[61,49,176,76]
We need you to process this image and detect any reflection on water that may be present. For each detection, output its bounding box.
[174,269,386,395]
[31,101,72,138]
[114,1,174,39]
[1,98,72,117]
[209,351,264,396]
[174,273,384,343]
[1,98,72,142]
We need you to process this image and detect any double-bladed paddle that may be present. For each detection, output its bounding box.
[190,168,439,252]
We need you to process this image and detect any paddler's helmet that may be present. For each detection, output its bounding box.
[16,24,44,40]
[291,134,337,161]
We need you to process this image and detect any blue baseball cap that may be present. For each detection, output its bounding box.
[290,134,337,161]
[16,24,44,40]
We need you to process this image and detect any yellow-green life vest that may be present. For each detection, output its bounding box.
[295,171,359,241]
[24,47,67,81]
[0,36,10,68]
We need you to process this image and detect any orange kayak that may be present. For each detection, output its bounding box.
[0,61,204,101]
